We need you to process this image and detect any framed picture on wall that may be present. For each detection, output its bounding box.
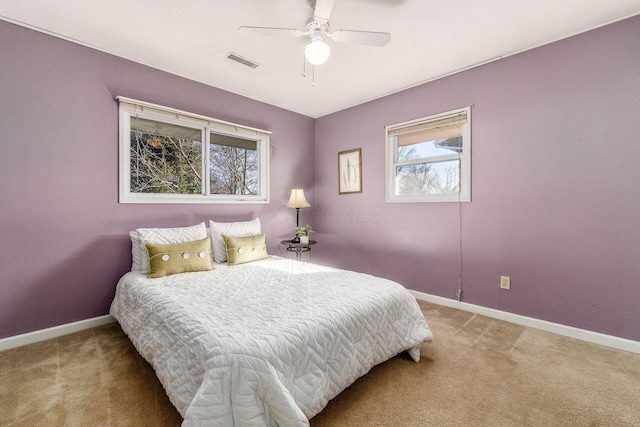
[338,148,362,194]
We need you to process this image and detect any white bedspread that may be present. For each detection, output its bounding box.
[110,256,433,426]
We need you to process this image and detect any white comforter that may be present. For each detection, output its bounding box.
[110,256,433,426]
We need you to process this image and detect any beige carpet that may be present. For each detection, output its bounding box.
[2,301,639,426]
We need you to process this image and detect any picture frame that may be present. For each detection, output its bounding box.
[338,148,362,194]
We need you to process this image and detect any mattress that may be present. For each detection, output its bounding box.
[110,256,433,426]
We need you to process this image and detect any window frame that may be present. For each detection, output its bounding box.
[118,97,270,204]
[385,106,471,203]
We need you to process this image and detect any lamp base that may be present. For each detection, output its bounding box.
[291,235,300,243]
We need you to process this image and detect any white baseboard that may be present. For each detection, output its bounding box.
[411,290,640,355]
[4,296,639,356]
[0,315,115,352]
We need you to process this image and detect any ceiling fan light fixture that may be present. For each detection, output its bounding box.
[305,34,331,65]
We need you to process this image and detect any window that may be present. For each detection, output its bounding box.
[386,107,470,203]
[118,97,270,203]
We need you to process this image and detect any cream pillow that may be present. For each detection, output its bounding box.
[209,218,261,263]
[135,222,208,273]
[222,233,268,266]
[145,237,213,278]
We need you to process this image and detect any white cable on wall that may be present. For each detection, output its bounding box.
[456,150,463,302]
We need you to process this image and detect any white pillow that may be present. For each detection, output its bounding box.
[209,218,261,263]
[130,231,143,272]
[133,222,208,273]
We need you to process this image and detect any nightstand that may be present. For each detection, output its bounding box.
[280,239,317,260]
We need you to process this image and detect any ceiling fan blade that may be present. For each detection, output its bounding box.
[313,0,335,21]
[237,26,305,38]
[329,30,391,47]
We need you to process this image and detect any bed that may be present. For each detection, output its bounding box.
[110,221,433,426]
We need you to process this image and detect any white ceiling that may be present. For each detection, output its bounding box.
[2,0,639,118]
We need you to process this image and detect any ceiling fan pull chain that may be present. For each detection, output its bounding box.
[302,51,307,78]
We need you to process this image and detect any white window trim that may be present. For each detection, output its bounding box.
[117,97,270,204]
[385,106,471,203]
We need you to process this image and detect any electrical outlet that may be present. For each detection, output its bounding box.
[500,276,511,290]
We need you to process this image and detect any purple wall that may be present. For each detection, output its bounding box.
[2,15,639,343]
[314,16,640,341]
[0,21,315,339]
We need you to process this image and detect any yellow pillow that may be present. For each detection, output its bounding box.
[145,237,213,278]
[222,233,268,266]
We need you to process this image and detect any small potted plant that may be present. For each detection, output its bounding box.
[295,224,315,245]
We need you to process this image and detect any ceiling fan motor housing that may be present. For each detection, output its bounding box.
[305,17,330,37]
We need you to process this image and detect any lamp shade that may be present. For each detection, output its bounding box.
[286,188,310,209]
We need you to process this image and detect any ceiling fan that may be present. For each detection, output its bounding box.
[237,0,391,66]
